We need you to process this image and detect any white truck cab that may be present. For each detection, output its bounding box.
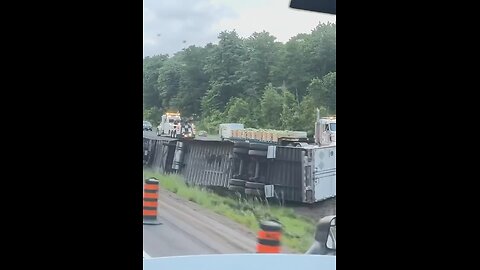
[157,112,182,138]
[157,112,195,139]
[315,109,336,146]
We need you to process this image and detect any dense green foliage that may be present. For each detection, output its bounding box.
[144,23,336,134]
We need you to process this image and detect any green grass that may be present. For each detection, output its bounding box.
[144,170,316,253]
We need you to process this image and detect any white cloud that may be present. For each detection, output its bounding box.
[143,0,336,57]
[212,0,335,42]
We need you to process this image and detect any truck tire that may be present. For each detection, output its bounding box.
[233,147,249,155]
[229,179,246,187]
[233,174,247,180]
[248,176,266,183]
[250,143,268,151]
[245,181,265,189]
[228,185,245,193]
[245,188,264,196]
[234,142,250,149]
[248,150,267,157]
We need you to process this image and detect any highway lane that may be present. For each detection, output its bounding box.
[143,188,258,257]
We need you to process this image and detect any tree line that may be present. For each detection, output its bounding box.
[144,22,335,135]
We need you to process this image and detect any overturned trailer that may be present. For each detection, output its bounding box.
[143,136,335,204]
[181,140,234,187]
[266,144,336,203]
[143,137,177,173]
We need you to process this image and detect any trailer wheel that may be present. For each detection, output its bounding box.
[245,181,265,189]
[233,147,249,155]
[228,185,245,193]
[233,174,248,180]
[234,141,250,149]
[248,149,267,157]
[245,188,264,196]
[248,176,266,183]
[250,143,268,151]
[229,179,246,187]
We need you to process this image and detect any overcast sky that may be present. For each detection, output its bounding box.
[143,0,336,57]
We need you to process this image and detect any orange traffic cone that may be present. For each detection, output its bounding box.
[143,178,160,225]
[256,220,282,253]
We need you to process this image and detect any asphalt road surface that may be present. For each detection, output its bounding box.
[143,188,258,257]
